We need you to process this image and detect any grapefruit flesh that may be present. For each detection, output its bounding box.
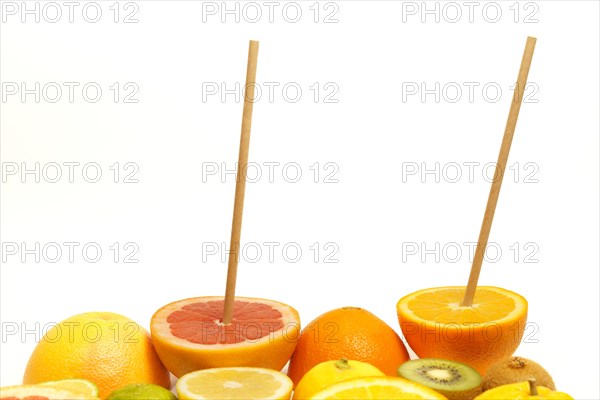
[167,300,284,344]
[151,296,300,377]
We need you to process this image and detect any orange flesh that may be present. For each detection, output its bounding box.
[167,300,284,344]
[407,288,516,324]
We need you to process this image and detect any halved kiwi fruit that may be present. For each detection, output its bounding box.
[398,358,482,400]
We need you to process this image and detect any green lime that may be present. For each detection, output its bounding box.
[106,384,176,400]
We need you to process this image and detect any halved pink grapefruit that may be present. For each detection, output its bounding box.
[150,296,300,377]
[0,385,99,400]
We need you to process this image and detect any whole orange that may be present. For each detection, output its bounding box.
[287,307,409,386]
[23,312,171,398]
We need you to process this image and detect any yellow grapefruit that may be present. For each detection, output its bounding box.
[22,312,170,398]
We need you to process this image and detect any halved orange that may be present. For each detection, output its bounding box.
[307,376,448,399]
[397,286,527,374]
[151,296,300,377]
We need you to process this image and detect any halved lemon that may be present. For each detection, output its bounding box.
[176,367,293,400]
[307,376,448,399]
[39,379,99,397]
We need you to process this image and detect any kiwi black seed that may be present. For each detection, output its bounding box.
[398,358,483,400]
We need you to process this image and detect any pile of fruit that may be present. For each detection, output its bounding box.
[0,288,572,399]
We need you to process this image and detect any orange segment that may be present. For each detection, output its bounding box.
[397,286,528,375]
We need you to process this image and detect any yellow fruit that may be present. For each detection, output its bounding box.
[293,359,385,399]
[475,380,572,399]
[151,296,300,377]
[38,379,99,397]
[0,384,99,400]
[307,376,449,399]
[23,312,171,398]
[176,367,293,400]
[397,286,527,374]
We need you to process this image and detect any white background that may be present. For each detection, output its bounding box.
[1,1,598,398]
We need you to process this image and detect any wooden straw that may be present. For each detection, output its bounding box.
[223,40,259,324]
[462,36,536,307]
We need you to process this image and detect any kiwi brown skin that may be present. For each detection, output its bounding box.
[398,358,482,400]
[482,356,556,391]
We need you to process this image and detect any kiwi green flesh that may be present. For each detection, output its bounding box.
[398,358,482,392]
